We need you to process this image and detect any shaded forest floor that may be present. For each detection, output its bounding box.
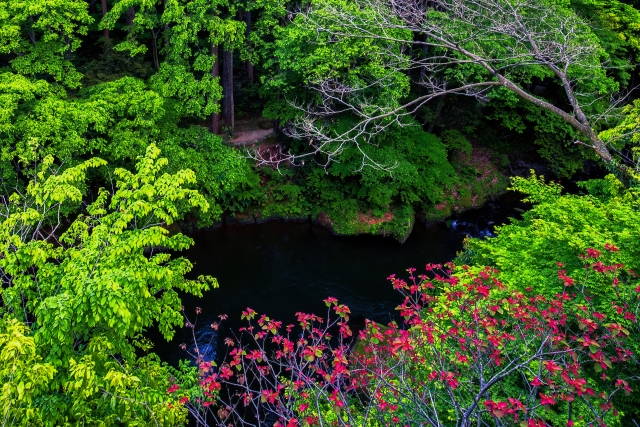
[231,116,275,145]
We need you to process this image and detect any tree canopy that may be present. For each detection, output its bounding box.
[2,0,640,424]
[1,146,215,425]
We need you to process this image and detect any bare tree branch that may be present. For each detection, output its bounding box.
[250,0,633,171]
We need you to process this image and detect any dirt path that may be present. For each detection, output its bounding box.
[231,117,275,146]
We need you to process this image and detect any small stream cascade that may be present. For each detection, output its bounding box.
[449,219,495,238]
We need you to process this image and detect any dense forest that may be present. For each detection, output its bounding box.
[2,0,640,425]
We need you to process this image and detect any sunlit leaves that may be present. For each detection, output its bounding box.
[0,0,92,87]
[0,318,56,425]
[0,146,214,424]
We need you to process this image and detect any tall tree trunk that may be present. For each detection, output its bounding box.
[222,48,234,134]
[428,94,446,133]
[211,44,221,134]
[100,0,109,40]
[151,30,159,69]
[125,6,135,26]
[273,94,280,133]
[245,11,254,84]
[162,0,169,55]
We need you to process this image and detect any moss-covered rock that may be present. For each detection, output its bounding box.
[421,146,508,223]
[313,205,414,243]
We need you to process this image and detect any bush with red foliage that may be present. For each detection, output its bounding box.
[178,246,640,427]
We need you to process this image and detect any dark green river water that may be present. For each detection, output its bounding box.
[157,192,527,364]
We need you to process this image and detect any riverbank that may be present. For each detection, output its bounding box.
[187,145,509,243]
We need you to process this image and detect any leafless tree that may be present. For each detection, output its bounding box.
[251,0,631,171]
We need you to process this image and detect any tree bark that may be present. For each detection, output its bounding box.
[162,0,170,54]
[211,44,221,134]
[274,93,281,133]
[222,48,234,134]
[496,76,614,163]
[125,6,135,26]
[100,0,109,40]
[428,94,445,133]
[245,11,254,84]
[151,30,159,69]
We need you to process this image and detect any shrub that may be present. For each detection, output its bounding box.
[181,248,640,426]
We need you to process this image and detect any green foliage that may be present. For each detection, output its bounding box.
[0,75,162,174]
[104,0,246,119]
[323,123,454,206]
[259,0,411,123]
[158,126,263,222]
[256,167,308,219]
[0,318,56,425]
[280,123,457,238]
[462,172,640,420]
[465,172,640,289]
[79,46,156,86]
[600,99,640,147]
[465,172,640,291]
[0,0,92,87]
[0,145,214,425]
[0,73,260,221]
[599,99,640,182]
[486,91,593,177]
[440,129,472,157]
[570,0,640,85]
[3,1,640,423]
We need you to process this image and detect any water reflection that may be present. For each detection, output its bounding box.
[157,192,527,365]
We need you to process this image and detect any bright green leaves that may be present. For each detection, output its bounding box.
[261,0,411,123]
[0,146,214,425]
[78,77,167,160]
[570,0,640,85]
[330,124,454,208]
[103,0,244,119]
[34,157,109,207]
[110,143,209,224]
[66,356,99,399]
[0,72,106,176]
[599,99,640,183]
[465,173,640,317]
[0,318,56,426]
[101,0,164,56]
[0,0,92,87]
[509,171,563,204]
[150,63,222,118]
[156,126,262,223]
[0,73,256,221]
[600,99,640,147]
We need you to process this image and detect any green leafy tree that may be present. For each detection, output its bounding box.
[463,172,640,420]
[0,318,56,426]
[0,74,261,224]
[0,0,92,87]
[103,0,245,122]
[464,172,640,297]
[599,99,640,181]
[255,0,412,158]
[0,145,215,425]
[258,0,631,173]
[570,0,640,85]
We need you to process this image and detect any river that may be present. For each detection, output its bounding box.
[154,191,528,365]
